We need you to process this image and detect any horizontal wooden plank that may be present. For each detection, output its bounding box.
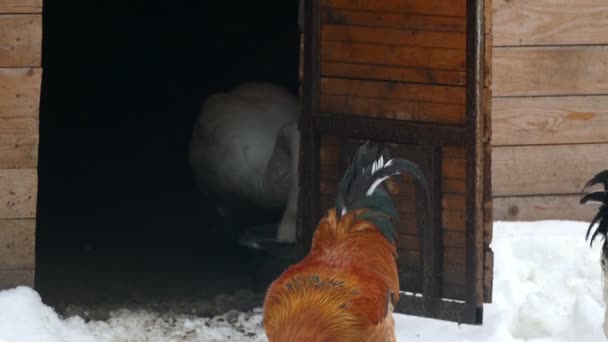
[493,46,608,97]
[321,78,466,104]
[321,62,466,86]
[442,157,466,180]
[322,7,465,32]
[0,269,34,289]
[0,68,41,117]
[0,169,36,219]
[0,219,34,269]
[0,0,41,13]
[324,0,466,17]
[399,247,465,265]
[492,96,608,145]
[443,210,465,231]
[0,117,38,168]
[0,15,42,67]
[442,179,466,194]
[443,146,465,158]
[493,0,608,46]
[443,194,466,211]
[321,94,465,124]
[312,115,468,147]
[494,194,596,221]
[397,232,466,250]
[492,144,608,196]
[320,142,340,165]
[322,41,466,71]
[322,24,466,49]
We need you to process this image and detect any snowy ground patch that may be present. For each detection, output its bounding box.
[0,221,605,341]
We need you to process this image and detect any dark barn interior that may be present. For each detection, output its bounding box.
[36,0,300,313]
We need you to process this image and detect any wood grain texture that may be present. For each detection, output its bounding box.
[0,117,38,168]
[322,41,466,71]
[322,62,466,86]
[322,7,465,32]
[0,15,42,67]
[0,68,42,117]
[324,0,466,17]
[0,219,34,269]
[493,144,608,196]
[321,94,465,124]
[0,269,34,289]
[0,169,36,219]
[494,194,596,221]
[322,25,466,49]
[492,96,608,145]
[493,46,608,97]
[321,78,466,104]
[0,0,41,13]
[493,0,608,46]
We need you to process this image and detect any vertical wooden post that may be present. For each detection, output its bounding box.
[465,0,485,324]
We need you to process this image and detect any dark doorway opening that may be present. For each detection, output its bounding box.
[36,0,299,314]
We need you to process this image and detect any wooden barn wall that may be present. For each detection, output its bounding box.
[0,0,42,288]
[491,0,607,221]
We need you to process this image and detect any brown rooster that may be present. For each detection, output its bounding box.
[263,142,431,341]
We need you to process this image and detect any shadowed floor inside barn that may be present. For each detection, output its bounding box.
[35,0,299,313]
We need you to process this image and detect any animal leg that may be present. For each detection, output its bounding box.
[275,120,300,243]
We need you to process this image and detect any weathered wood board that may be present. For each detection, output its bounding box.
[494,195,596,221]
[0,169,37,219]
[493,0,608,46]
[0,219,35,269]
[0,270,34,288]
[0,117,38,169]
[493,144,608,196]
[493,96,608,145]
[0,68,42,117]
[0,0,42,13]
[0,15,42,67]
[493,46,608,97]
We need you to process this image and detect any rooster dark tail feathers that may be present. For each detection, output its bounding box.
[335,141,431,243]
[581,170,608,248]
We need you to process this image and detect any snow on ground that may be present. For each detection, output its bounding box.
[0,221,606,341]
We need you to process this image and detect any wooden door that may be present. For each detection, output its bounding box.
[296,0,493,324]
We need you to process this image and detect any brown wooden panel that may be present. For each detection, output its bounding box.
[322,41,466,71]
[321,78,466,104]
[443,194,466,211]
[0,117,38,168]
[483,249,493,302]
[0,269,34,289]
[322,62,466,86]
[442,156,466,180]
[443,210,465,231]
[322,25,466,49]
[0,169,36,219]
[0,15,41,67]
[0,219,34,269]
[492,96,608,145]
[0,0,41,13]
[493,0,608,46]
[494,194,596,221]
[324,0,466,17]
[319,141,340,165]
[493,46,608,96]
[443,146,465,158]
[493,144,608,196]
[321,94,465,124]
[322,7,465,32]
[0,68,41,117]
[443,179,466,194]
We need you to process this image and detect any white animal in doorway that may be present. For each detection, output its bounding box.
[189,82,300,243]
